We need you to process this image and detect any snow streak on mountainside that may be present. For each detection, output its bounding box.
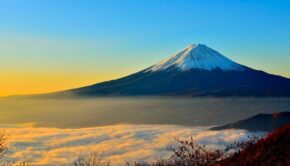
[146,44,245,72]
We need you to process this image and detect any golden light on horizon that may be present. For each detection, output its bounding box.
[0,71,121,97]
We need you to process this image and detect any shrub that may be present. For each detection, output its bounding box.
[0,130,8,160]
[127,137,226,166]
[73,152,110,166]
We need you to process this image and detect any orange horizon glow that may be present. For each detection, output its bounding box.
[0,72,124,97]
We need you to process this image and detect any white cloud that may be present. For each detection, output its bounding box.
[0,124,257,166]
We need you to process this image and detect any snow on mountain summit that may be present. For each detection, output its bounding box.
[147,44,245,72]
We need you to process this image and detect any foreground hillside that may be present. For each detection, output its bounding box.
[218,124,290,166]
[129,125,290,166]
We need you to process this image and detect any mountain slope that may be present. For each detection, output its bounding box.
[64,44,290,97]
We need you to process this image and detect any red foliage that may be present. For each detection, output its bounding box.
[218,124,290,166]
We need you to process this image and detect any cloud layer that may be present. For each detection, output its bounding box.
[0,124,255,166]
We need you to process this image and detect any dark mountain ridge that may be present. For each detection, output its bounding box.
[211,112,290,132]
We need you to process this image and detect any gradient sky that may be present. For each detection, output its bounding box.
[0,0,290,96]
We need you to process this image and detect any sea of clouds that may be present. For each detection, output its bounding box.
[0,124,258,166]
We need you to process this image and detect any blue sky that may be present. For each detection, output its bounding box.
[0,0,290,95]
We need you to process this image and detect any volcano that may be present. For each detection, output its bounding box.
[65,44,290,97]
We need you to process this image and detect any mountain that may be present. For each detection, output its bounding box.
[210,112,290,132]
[64,43,290,97]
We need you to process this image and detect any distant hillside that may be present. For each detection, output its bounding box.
[210,112,290,132]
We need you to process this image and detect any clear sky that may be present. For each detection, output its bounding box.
[0,0,290,96]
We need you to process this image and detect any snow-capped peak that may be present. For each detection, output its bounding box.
[146,43,245,72]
